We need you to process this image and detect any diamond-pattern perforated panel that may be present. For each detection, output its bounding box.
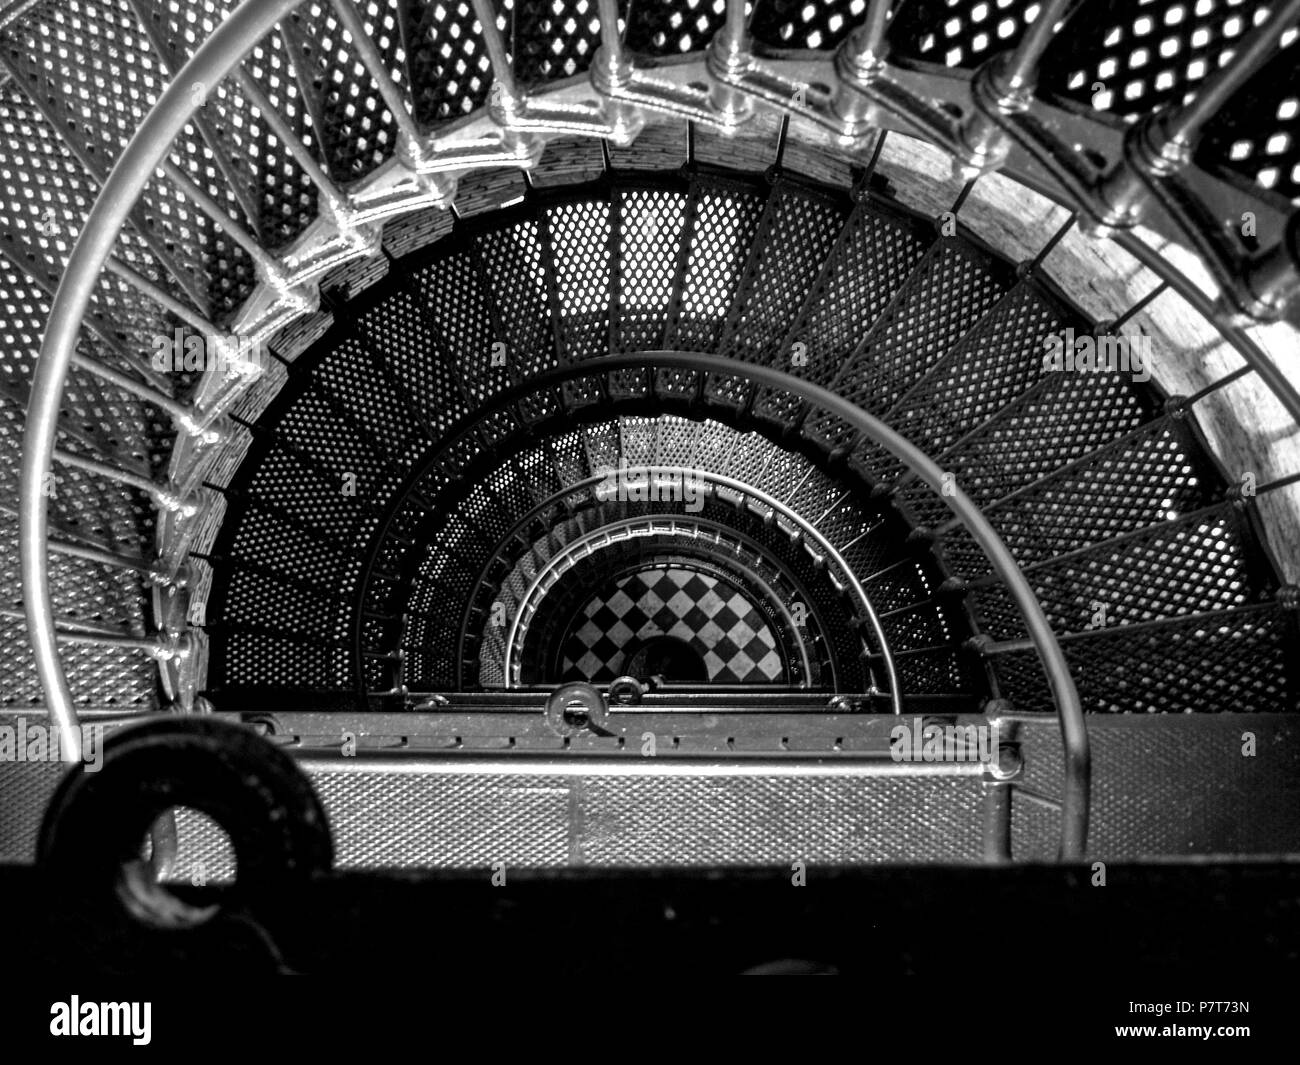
[667,180,766,352]
[315,335,426,473]
[1011,716,1300,858]
[237,19,329,245]
[1041,0,1273,117]
[0,0,253,318]
[803,241,1008,452]
[719,183,847,365]
[856,281,1068,483]
[419,249,514,403]
[900,368,1151,534]
[889,0,1043,68]
[280,0,402,182]
[402,0,507,128]
[942,417,1214,577]
[513,0,628,83]
[616,188,689,351]
[751,0,869,51]
[299,762,986,866]
[365,280,471,437]
[547,200,614,361]
[1197,38,1300,204]
[972,502,1257,639]
[994,605,1296,714]
[625,0,742,55]
[477,220,561,376]
[753,200,930,424]
[135,0,304,247]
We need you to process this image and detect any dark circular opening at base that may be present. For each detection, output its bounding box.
[122,807,237,930]
[623,635,709,684]
[562,706,591,728]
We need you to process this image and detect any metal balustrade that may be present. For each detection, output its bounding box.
[9,0,1300,862]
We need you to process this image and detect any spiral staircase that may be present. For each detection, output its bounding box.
[2,0,1300,885]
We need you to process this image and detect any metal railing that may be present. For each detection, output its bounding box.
[491,471,901,708]
[17,0,1300,858]
[453,464,879,694]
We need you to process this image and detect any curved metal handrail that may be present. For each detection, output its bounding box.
[453,466,864,690]
[476,353,1092,857]
[27,0,1300,859]
[20,0,305,762]
[492,468,901,710]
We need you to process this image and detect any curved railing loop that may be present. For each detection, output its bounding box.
[446,353,1093,858]
[488,467,902,711]
[499,516,819,691]
[20,0,306,763]
[32,0,1300,858]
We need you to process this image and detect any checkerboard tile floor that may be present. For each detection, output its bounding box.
[560,567,785,683]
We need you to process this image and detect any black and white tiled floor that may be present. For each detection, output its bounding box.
[560,567,785,683]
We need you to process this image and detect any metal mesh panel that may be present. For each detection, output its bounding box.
[880,601,956,655]
[239,20,329,241]
[547,200,614,361]
[276,387,391,503]
[402,0,505,128]
[751,0,868,51]
[995,605,1296,714]
[1040,0,1272,118]
[781,464,843,521]
[858,281,1067,483]
[0,4,234,315]
[1197,39,1300,204]
[315,336,426,472]
[513,0,628,84]
[419,251,511,403]
[222,629,354,688]
[616,188,689,351]
[477,220,562,376]
[972,502,1256,639]
[894,645,970,692]
[900,370,1151,534]
[166,807,238,883]
[0,410,157,703]
[227,501,362,600]
[223,567,351,642]
[718,182,846,366]
[0,758,64,862]
[137,0,294,247]
[943,419,1214,576]
[618,415,656,467]
[667,180,766,352]
[888,0,1043,68]
[247,445,368,543]
[0,0,163,173]
[654,415,701,467]
[280,0,401,182]
[301,762,987,866]
[625,0,742,55]
[1011,716,1300,859]
[804,242,1008,451]
[364,281,471,436]
[141,171,256,324]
